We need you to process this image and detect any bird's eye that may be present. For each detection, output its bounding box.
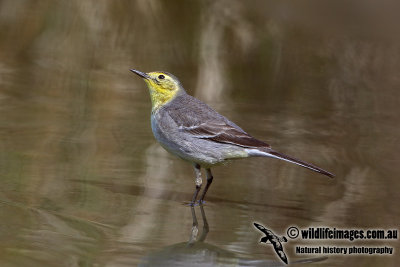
[158,74,165,80]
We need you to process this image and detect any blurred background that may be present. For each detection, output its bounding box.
[0,0,399,266]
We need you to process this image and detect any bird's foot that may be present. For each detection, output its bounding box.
[182,201,200,207]
[182,200,206,206]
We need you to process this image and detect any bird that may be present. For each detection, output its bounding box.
[130,69,334,205]
[253,222,288,264]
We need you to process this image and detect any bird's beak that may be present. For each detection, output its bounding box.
[130,69,150,79]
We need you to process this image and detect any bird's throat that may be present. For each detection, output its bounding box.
[149,88,177,112]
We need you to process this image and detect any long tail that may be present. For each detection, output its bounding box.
[246,148,335,178]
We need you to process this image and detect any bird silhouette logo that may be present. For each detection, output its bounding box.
[253,222,289,264]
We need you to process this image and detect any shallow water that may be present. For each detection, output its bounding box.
[1,1,399,266]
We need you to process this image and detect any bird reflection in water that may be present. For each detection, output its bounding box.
[139,205,327,266]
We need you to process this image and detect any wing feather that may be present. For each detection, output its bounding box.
[167,95,270,148]
[180,122,269,148]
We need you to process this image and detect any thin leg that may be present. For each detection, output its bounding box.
[199,168,213,203]
[198,204,209,242]
[190,163,202,205]
[187,206,199,245]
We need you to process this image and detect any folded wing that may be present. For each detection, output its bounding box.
[166,94,271,148]
[179,121,270,148]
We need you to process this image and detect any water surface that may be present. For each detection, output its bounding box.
[0,1,399,266]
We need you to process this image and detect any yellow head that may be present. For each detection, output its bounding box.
[130,69,183,111]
